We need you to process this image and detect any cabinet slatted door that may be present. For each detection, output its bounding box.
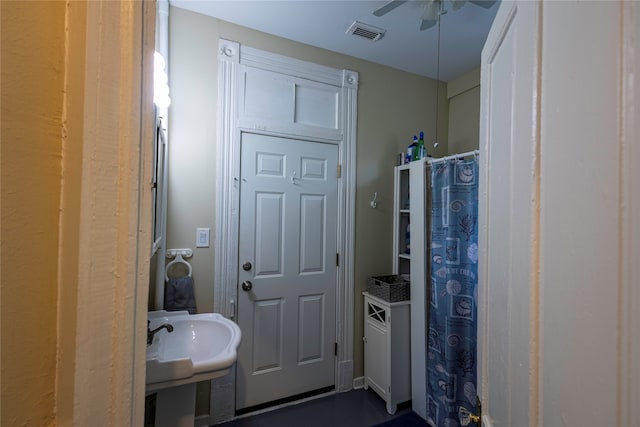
[363,292,411,415]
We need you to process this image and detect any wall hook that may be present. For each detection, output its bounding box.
[370,192,378,209]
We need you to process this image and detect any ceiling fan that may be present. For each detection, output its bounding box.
[373,0,497,31]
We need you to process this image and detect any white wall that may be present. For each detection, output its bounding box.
[539,2,634,424]
[2,3,66,423]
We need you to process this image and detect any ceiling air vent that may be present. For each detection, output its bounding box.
[346,21,385,42]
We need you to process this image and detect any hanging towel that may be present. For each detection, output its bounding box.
[164,275,196,314]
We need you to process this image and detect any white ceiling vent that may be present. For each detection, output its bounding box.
[346,21,385,42]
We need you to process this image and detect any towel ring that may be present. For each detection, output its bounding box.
[165,253,193,281]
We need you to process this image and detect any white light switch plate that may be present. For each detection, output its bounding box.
[196,228,210,248]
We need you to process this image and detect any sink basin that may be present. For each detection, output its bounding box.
[146,311,241,391]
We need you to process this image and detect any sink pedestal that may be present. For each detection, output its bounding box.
[153,383,196,427]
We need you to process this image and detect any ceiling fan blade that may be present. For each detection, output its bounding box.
[450,0,466,11]
[419,18,438,31]
[469,0,497,9]
[421,0,441,21]
[373,0,408,17]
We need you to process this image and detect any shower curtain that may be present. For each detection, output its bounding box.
[427,158,479,427]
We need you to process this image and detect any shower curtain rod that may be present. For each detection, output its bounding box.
[427,149,480,165]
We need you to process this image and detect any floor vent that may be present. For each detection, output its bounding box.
[346,21,385,41]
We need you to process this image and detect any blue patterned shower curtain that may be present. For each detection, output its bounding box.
[427,158,479,427]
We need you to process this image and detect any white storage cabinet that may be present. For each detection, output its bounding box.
[362,292,411,415]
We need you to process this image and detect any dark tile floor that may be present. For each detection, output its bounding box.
[217,388,413,427]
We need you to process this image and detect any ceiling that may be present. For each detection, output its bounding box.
[170,0,501,82]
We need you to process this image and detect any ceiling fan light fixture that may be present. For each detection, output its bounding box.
[346,21,386,41]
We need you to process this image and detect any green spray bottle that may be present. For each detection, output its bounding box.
[417,131,425,159]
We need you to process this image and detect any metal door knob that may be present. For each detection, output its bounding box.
[241,280,253,291]
[459,397,482,426]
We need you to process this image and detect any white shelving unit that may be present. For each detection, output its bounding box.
[392,160,429,420]
[362,292,411,415]
[361,159,427,416]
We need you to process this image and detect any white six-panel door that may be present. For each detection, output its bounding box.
[236,132,338,410]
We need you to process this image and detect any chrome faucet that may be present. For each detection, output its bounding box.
[147,320,174,345]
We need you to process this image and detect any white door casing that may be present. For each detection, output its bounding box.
[479,1,540,425]
[236,133,338,409]
[479,1,640,426]
[211,39,358,423]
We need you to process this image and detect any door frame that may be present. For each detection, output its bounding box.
[211,39,358,421]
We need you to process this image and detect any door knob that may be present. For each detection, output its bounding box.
[241,280,253,291]
[458,396,482,426]
[242,262,252,271]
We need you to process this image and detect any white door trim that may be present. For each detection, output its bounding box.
[620,2,640,424]
[211,39,358,423]
[57,1,155,425]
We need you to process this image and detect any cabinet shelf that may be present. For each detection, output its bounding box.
[393,166,411,276]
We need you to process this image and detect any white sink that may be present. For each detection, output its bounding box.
[146,311,241,392]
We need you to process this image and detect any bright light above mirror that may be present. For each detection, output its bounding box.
[154,51,171,108]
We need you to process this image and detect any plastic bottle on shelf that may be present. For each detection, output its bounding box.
[417,131,425,159]
[411,135,419,161]
[406,140,415,164]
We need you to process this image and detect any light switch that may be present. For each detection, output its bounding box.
[196,228,210,248]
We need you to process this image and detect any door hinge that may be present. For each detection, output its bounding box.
[336,253,339,266]
[334,342,338,356]
[337,164,341,178]
[229,299,236,319]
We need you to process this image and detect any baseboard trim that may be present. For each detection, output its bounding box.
[481,415,494,427]
[338,359,354,391]
[352,376,365,389]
